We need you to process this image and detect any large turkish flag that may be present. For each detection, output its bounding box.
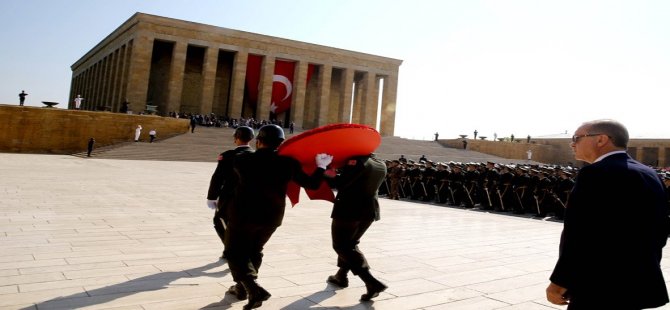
[245,54,263,107]
[271,60,296,115]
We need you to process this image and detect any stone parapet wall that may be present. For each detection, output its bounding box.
[0,105,189,154]
[441,139,566,164]
[442,138,670,167]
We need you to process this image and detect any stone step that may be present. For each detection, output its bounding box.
[80,126,519,164]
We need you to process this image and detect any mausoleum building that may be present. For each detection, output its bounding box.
[69,13,402,135]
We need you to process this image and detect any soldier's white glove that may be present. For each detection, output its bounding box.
[207,199,217,210]
[315,153,334,169]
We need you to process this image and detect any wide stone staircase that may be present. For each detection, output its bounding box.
[74,126,520,164]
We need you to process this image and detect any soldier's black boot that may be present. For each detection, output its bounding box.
[327,268,349,288]
[358,269,387,301]
[241,278,271,310]
[226,282,247,300]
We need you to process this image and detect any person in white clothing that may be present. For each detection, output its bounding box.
[134,125,142,142]
[74,95,84,109]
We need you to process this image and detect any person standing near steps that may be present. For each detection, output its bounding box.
[134,125,142,142]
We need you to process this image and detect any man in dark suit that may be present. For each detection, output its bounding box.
[325,153,388,301]
[546,119,669,309]
[206,126,255,261]
[225,124,332,310]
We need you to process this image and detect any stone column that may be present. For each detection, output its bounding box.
[125,34,153,113]
[102,55,111,108]
[102,54,113,109]
[89,62,99,110]
[340,68,354,123]
[110,48,122,111]
[166,40,188,114]
[257,55,275,121]
[119,42,131,107]
[229,50,248,119]
[316,64,332,127]
[361,72,378,128]
[86,67,95,110]
[200,46,219,114]
[291,61,309,129]
[361,72,379,128]
[379,72,398,136]
[95,58,105,109]
[351,72,364,124]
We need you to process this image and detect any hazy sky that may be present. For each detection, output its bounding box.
[1,0,669,140]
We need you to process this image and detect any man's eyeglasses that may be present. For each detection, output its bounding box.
[571,133,604,143]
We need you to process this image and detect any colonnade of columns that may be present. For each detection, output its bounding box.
[69,40,133,112]
[70,36,399,136]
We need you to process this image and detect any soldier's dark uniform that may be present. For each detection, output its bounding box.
[422,161,437,202]
[511,167,531,214]
[206,126,254,260]
[533,171,554,216]
[553,170,575,219]
[225,125,328,309]
[525,169,541,213]
[482,162,500,210]
[401,162,420,199]
[326,154,388,301]
[447,165,466,206]
[463,163,480,207]
[207,145,253,254]
[497,166,515,211]
[407,163,422,200]
[435,163,451,203]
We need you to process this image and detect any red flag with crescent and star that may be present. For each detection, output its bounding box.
[245,54,263,107]
[271,60,296,115]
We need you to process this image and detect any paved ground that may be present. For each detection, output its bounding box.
[1,153,669,310]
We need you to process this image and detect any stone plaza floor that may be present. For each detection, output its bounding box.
[1,153,669,310]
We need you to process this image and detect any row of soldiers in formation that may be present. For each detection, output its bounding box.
[378,157,670,218]
[378,158,576,219]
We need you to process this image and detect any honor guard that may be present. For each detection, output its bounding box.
[206,126,255,260]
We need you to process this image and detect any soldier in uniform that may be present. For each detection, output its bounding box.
[525,167,541,213]
[447,163,465,206]
[497,165,515,211]
[422,161,437,202]
[533,169,554,217]
[407,162,423,200]
[553,169,575,220]
[463,163,480,207]
[206,126,255,260]
[387,160,402,200]
[511,166,531,214]
[435,162,451,203]
[325,154,388,301]
[482,162,500,210]
[224,124,333,309]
